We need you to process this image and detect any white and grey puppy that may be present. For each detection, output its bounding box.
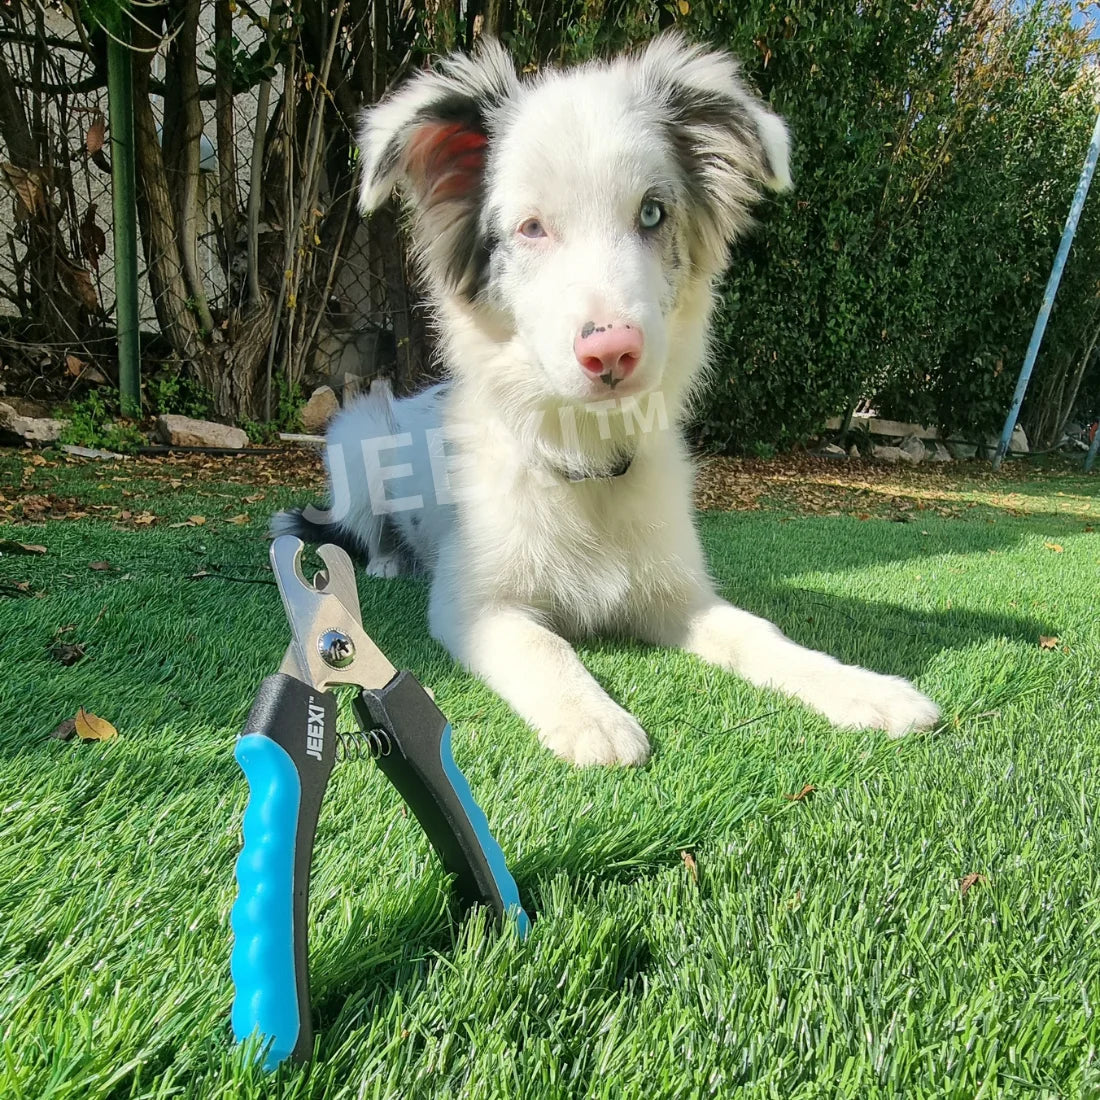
[274,34,940,765]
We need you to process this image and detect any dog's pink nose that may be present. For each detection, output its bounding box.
[574,322,643,385]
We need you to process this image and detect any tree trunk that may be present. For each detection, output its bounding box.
[0,44,89,342]
[163,0,215,336]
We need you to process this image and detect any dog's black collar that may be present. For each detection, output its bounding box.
[559,452,634,482]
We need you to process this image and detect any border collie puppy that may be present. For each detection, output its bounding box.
[274,34,940,765]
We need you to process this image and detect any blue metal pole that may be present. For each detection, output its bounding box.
[992,105,1100,471]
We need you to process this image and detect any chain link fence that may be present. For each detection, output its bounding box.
[0,0,428,416]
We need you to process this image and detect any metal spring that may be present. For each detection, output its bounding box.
[335,728,392,762]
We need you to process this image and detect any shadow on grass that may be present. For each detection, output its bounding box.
[305,873,656,1069]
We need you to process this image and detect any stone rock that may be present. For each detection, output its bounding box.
[928,441,953,463]
[80,365,109,386]
[2,397,52,418]
[0,402,68,443]
[300,385,339,433]
[155,414,248,449]
[1009,425,1029,454]
[15,416,67,443]
[873,444,906,464]
[900,435,926,464]
[817,442,847,459]
[848,444,861,459]
[947,435,977,460]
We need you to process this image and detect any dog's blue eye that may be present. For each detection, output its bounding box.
[518,218,546,239]
[639,200,664,230]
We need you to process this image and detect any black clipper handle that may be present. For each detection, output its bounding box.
[356,671,530,936]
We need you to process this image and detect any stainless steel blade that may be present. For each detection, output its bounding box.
[270,536,396,692]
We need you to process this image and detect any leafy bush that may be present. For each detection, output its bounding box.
[690,0,1100,449]
[239,376,304,443]
[145,371,214,420]
[58,393,145,454]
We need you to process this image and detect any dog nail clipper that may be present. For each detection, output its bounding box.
[230,535,530,1070]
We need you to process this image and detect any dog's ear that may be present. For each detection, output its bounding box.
[634,33,792,271]
[358,40,519,297]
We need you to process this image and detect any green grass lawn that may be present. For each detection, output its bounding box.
[1,451,1098,1099]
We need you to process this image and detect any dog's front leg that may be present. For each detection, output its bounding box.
[434,604,651,767]
[658,597,940,737]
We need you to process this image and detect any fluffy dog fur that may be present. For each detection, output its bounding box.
[273,34,940,765]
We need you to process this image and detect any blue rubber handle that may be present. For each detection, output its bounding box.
[230,733,301,1070]
[439,724,531,938]
[230,674,337,1071]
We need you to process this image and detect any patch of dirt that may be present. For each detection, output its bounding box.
[2,446,325,527]
[3,445,1096,528]
[693,454,1099,521]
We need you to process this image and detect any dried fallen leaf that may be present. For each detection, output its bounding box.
[1039,635,1060,650]
[0,539,47,555]
[243,493,265,503]
[50,717,77,741]
[79,204,108,271]
[680,850,698,884]
[74,708,117,742]
[959,872,988,896]
[48,641,86,666]
[86,112,106,156]
[227,513,250,525]
[1,579,33,596]
[1044,542,1064,553]
[88,561,112,571]
[55,253,99,312]
[189,515,207,526]
[1,161,47,219]
[132,512,156,526]
[783,783,816,802]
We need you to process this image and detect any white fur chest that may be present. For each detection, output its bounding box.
[438,435,706,636]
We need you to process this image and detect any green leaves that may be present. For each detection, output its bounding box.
[678,0,1100,452]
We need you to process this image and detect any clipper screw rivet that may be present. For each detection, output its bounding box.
[318,629,355,669]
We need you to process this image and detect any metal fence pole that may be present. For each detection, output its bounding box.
[107,9,141,417]
[992,105,1100,472]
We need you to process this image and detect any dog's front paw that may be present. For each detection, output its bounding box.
[807,666,941,738]
[538,703,651,767]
